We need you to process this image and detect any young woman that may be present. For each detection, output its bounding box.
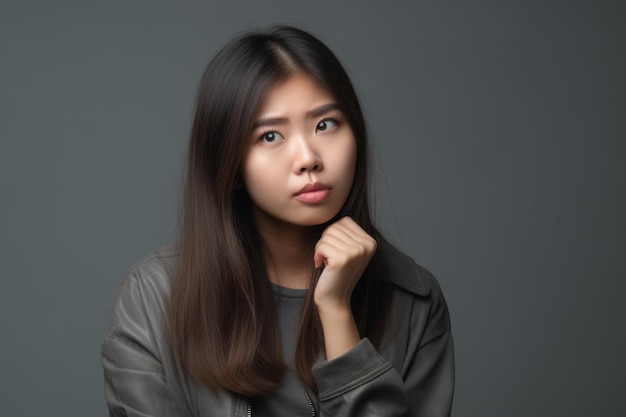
[102,26,454,417]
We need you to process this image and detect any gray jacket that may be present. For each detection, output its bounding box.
[101,242,454,416]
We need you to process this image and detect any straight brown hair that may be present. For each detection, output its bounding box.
[169,26,391,397]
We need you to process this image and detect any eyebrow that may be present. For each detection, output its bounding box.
[252,103,341,129]
[307,103,341,118]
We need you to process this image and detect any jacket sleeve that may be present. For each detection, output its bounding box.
[101,272,194,417]
[311,281,454,417]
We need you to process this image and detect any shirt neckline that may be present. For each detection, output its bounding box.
[270,283,308,299]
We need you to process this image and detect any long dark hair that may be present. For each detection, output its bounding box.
[169,26,390,396]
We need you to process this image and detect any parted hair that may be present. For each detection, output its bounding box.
[169,26,391,396]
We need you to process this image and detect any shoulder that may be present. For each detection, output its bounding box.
[119,245,180,297]
[126,245,181,281]
[376,240,452,361]
[377,238,438,298]
[377,238,451,336]
[106,246,180,337]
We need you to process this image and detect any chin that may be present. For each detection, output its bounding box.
[295,210,342,227]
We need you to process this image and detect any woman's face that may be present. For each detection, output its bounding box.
[243,73,357,229]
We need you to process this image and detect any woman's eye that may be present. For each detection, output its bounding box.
[260,131,283,143]
[316,118,338,132]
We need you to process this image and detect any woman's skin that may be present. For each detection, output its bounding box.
[243,73,376,360]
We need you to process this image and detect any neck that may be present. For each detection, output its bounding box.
[252,209,320,290]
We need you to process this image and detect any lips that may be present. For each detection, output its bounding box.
[294,182,331,203]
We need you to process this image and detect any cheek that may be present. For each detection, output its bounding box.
[242,150,280,196]
[334,137,358,184]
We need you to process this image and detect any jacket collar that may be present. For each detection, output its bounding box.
[378,238,431,296]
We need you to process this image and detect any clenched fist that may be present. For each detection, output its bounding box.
[313,216,377,313]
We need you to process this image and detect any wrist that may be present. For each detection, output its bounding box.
[315,297,352,318]
[317,307,353,328]
[317,306,360,360]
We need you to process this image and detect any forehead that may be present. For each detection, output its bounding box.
[256,73,336,117]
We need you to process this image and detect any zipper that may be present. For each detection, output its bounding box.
[304,388,317,416]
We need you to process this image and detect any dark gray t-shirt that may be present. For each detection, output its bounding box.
[251,284,316,416]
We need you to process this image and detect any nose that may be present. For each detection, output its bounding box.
[293,135,323,174]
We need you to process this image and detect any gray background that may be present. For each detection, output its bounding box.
[1,1,624,416]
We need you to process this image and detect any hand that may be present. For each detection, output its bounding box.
[313,216,377,312]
